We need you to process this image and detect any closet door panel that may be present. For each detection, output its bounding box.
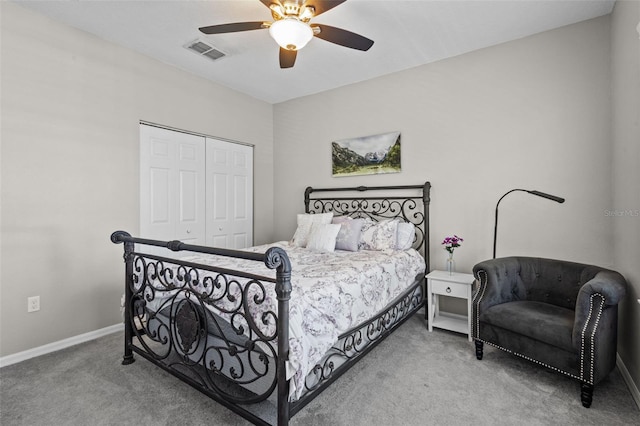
[175,136,205,244]
[140,125,205,246]
[141,131,175,241]
[229,146,253,249]
[231,174,249,248]
[177,169,198,242]
[233,233,248,249]
[234,175,248,220]
[212,173,228,220]
[150,168,170,225]
[206,138,253,249]
[212,235,229,248]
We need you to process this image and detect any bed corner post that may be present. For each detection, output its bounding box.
[265,247,292,426]
[111,231,135,366]
[304,186,313,214]
[265,247,291,426]
[422,182,431,273]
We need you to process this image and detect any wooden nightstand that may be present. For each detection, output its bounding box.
[426,270,475,341]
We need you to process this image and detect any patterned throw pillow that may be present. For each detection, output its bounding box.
[395,222,416,250]
[306,223,341,252]
[359,219,399,251]
[332,216,364,252]
[291,213,333,247]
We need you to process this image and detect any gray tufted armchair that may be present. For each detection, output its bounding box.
[472,257,626,407]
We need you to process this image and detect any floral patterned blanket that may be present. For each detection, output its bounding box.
[166,242,425,400]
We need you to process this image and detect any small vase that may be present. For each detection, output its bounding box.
[446,253,455,275]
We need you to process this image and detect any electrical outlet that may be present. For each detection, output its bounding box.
[27,296,40,313]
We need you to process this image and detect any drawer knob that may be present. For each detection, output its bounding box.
[446,287,451,293]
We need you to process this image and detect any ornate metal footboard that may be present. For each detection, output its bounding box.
[112,182,431,426]
[111,232,292,425]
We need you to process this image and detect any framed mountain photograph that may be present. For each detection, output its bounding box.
[332,131,401,177]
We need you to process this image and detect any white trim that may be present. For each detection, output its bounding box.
[139,121,255,148]
[617,353,640,410]
[0,323,123,368]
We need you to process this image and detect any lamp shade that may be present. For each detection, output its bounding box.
[269,18,313,51]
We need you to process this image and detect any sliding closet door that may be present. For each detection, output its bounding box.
[206,138,253,249]
[140,125,206,245]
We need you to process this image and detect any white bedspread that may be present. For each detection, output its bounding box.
[155,242,425,400]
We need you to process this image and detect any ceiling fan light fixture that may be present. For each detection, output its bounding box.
[269,18,313,51]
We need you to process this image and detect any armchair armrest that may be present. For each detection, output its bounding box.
[577,271,627,307]
[572,270,626,349]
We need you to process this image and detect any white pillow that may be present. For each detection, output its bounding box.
[291,212,333,247]
[395,222,416,250]
[360,219,399,251]
[306,223,341,252]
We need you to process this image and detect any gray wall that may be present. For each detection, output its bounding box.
[274,16,612,269]
[0,2,274,357]
[274,13,639,391]
[611,0,640,396]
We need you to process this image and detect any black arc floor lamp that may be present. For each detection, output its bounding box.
[493,189,565,259]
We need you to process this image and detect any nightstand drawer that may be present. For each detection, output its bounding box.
[430,279,468,298]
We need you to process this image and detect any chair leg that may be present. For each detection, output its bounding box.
[475,340,483,360]
[581,382,593,408]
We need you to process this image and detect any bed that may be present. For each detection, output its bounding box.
[111,182,431,426]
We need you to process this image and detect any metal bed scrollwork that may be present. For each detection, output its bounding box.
[111,182,430,426]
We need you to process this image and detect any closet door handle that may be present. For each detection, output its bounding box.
[186,229,191,234]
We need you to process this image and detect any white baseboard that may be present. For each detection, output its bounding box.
[617,352,640,410]
[0,323,123,368]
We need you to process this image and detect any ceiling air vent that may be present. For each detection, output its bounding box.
[185,39,226,62]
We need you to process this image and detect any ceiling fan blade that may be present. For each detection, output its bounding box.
[304,0,347,17]
[313,24,374,51]
[199,22,266,35]
[279,48,297,68]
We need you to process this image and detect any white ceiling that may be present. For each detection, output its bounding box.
[13,0,615,104]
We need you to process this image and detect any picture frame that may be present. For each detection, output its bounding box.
[331,131,401,177]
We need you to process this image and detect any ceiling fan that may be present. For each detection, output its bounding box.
[199,0,374,69]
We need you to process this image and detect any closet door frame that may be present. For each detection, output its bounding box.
[139,122,254,249]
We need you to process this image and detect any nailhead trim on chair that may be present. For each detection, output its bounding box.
[477,339,583,382]
[580,293,604,385]
[472,270,488,339]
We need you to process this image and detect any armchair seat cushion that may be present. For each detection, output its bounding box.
[481,301,574,352]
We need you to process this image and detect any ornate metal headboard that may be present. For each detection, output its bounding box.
[304,182,431,272]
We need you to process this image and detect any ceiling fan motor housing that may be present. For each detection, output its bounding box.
[271,1,315,21]
[269,18,314,50]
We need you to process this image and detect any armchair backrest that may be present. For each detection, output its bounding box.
[474,257,610,310]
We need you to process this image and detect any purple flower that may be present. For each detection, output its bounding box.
[442,235,463,254]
